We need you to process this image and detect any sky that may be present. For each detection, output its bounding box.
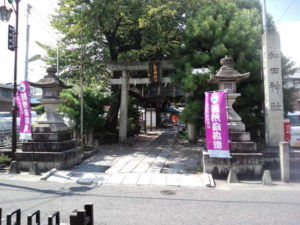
[0,0,299,84]
[0,0,58,84]
[267,0,300,68]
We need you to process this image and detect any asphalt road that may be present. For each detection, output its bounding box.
[1,179,300,225]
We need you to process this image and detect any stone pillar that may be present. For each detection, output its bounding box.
[187,123,197,143]
[155,101,161,128]
[262,32,284,147]
[119,70,129,143]
[185,92,196,143]
[279,142,290,182]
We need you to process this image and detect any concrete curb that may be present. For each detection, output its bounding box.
[82,148,99,161]
[40,168,57,180]
[204,173,215,187]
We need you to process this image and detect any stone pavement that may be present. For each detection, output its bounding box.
[45,129,213,187]
[0,129,214,187]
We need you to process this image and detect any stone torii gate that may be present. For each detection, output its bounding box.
[106,61,175,143]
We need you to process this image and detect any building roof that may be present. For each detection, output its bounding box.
[0,83,13,90]
[286,69,300,79]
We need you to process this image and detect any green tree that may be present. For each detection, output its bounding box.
[173,0,263,137]
[45,0,203,134]
[282,54,297,115]
[58,80,111,144]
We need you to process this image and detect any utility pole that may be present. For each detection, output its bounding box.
[56,44,59,76]
[12,0,20,162]
[24,3,32,81]
[80,2,85,147]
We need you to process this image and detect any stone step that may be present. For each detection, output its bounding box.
[203,151,263,179]
[229,132,250,142]
[230,152,264,164]
[15,147,82,171]
[230,141,257,153]
[33,123,69,133]
[22,140,76,152]
[32,132,73,142]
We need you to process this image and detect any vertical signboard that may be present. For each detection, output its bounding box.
[8,25,15,51]
[149,61,161,83]
[16,80,32,140]
[205,91,230,158]
[262,32,284,147]
[283,119,291,142]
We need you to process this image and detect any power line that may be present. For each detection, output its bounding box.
[20,4,58,42]
[276,0,296,24]
[30,8,59,41]
[31,7,52,30]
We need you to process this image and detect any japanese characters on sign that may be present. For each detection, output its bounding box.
[267,50,283,113]
[262,32,284,147]
[16,81,32,140]
[149,61,161,83]
[205,91,230,158]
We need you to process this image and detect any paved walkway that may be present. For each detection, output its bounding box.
[0,129,213,187]
[45,129,212,187]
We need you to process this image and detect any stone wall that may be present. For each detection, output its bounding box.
[204,149,300,180]
[263,150,300,180]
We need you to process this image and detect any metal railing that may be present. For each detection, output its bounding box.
[27,210,40,225]
[70,204,93,225]
[6,209,21,225]
[0,204,93,225]
[48,211,60,225]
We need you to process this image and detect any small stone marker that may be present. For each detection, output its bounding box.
[40,168,57,180]
[29,161,41,175]
[77,174,96,185]
[204,173,215,187]
[262,170,272,185]
[227,168,238,183]
[9,161,20,174]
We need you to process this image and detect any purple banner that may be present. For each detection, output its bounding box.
[204,91,230,158]
[16,81,32,140]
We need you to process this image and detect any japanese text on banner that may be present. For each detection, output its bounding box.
[16,81,32,140]
[204,91,230,158]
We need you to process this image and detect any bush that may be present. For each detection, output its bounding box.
[0,154,11,165]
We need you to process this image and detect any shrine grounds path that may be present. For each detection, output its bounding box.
[41,129,210,187]
[1,129,300,224]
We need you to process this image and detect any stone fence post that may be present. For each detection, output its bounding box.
[279,142,290,182]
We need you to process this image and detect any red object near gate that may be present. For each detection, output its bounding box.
[284,119,291,141]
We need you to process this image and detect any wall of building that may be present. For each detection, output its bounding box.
[0,84,13,112]
[285,69,300,112]
[0,102,12,112]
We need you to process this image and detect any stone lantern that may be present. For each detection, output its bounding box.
[16,67,82,171]
[203,56,263,179]
[29,67,72,133]
[209,56,249,133]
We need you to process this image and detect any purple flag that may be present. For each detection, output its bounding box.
[16,81,32,140]
[204,91,230,158]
